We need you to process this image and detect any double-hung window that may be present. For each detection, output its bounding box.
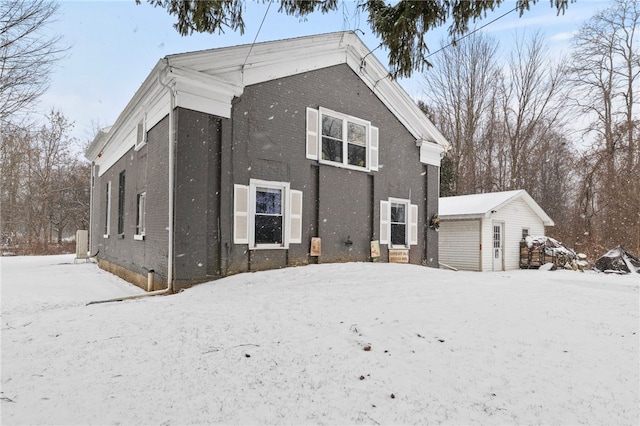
[380,198,418,248]
[117,171,125,236]
[135,192,146,240]
[103,181,111,238]
[306,107,378,172]
[254,186,283,245]
[390,202,408,246]
[233,179,303,249]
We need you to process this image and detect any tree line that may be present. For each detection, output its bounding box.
[422,0,639,258]
[1,0,637,258]
[1,0,86,254]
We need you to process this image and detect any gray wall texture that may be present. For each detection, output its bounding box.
[90,63,440,290]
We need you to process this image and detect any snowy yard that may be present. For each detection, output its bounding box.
[1,254,638,425]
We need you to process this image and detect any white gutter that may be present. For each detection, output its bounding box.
[87,61,175,306]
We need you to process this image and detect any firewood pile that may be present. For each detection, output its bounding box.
[519,236,578,270]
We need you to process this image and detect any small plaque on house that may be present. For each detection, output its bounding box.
[389,249,409,263]
[310,237,321,256]
[370,240,380,258]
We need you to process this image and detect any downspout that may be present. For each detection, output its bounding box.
[87,60,175,306]
[88,162,95,256]
[160,58,176,294]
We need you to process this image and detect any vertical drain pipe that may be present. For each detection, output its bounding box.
[159,58,175,294]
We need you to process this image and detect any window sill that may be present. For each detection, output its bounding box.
[249,244,288,250]
[319,159,370,173]
[134,234,145,241]
[103,234,109,239]
[118,234,125,239]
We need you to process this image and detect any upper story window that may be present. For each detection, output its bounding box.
[134,114,147,151]
[306,107,378,172]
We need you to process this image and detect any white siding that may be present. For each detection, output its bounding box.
[481,198,546,271]
[438,220,481,271]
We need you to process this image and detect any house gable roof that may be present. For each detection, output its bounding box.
[439,190,554,226]
[86,31,449,173]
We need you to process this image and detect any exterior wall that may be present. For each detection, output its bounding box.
[221,64,436,274]
[438,220,481,271]
[173,109,223,286]
[89,63,441,290]
[480,198,546,271]
[89,116,170,289]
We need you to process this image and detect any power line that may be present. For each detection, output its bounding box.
[242,0,273,69]
[425,6,518,60]
[373,5,518,86]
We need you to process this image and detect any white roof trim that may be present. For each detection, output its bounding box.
[86,31,450,171]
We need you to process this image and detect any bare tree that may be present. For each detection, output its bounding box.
[568,0,640,254]
[0,0,66,121]
[498,31,570,192]
[0,110,89,254]
[421,32,501,195]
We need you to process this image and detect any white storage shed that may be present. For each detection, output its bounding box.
[438,190,554,271]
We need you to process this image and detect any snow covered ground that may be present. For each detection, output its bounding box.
[2,254,638,425]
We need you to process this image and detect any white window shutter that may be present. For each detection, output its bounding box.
[410,204,418,245]
[233,184,249,244]
[306,108,319,160]
[289,190,303,244]
[380,200,389,245]
[369,126,379,171]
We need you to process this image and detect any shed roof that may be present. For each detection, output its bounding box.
[439,190,554,226]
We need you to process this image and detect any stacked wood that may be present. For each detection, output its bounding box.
[519,237,577,270]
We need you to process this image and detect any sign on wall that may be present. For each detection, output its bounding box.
[310,237,321,256]
[370,240,380,258]
[389,249,409,263]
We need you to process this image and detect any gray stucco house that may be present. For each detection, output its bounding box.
[85,31,450,291]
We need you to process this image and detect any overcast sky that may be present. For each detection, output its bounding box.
[37,0,611,148]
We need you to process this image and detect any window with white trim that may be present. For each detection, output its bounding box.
[521,228,529,239]
[135,192,146,240]
[135,115,147,150]
[103,181,111,238]
[306,107,378,172]
[233,179,303,249]
[380,198,418,248]
[390,202,407,246]
[117,171,125,236]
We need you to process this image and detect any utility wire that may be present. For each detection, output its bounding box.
[425,6,518,60]
[242,0,273,69]
[373,5,518,86]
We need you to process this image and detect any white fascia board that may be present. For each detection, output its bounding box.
[92,61,170,174]
[341,37,451,152]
